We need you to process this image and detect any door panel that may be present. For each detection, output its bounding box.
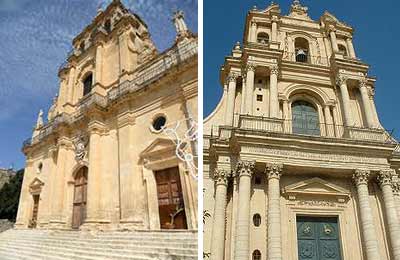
[297,217,342,260]
[30,195,40,228]
[155,167,187,229]
[72,167,88,229]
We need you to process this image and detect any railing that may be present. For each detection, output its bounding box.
[209,114,394,144]
[23,39,198,149]
[282,52,329,66]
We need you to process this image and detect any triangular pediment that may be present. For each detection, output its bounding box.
[283,177,350,199]
[140,138,176,158]
[321,11,350,28]
[29,177,44,195]
[29,177,44,188]
[260,3,281,14]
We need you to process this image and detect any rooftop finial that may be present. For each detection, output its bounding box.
[173,10,190,40]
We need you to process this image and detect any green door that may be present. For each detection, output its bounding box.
[297,216,342,260]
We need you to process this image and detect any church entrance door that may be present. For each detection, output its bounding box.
[29,195,40,228]
[72,167,88,229]
[297,216,342,260]
[155,167,187,229]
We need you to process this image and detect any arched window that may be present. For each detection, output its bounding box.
[292,100,320,136]
[257,33,269,44]
[253,214,261,227]
[294,37,309,63]
[104,20,111,33]
[338,44,348,56]
[83,73,93,96]
[252,250,262,260]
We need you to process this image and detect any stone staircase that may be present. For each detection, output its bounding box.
[0,229,198,260]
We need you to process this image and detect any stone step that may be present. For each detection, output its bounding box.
[0,237,197,255]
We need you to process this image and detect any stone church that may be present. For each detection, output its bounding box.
[203,1,400,260]
[15,0,198,232]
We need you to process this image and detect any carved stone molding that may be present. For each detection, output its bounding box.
[213,169,230,186]
[359,77,368,88]
[353,169,370,186]
[270,65,279,75]
[265,163,283,180]
[336,74,348,86]
[377,169,395,187]
[226,72,238,83]
[246,63,256,72]
[236,160,255,177]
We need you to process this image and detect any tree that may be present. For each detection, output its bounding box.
[0,169,24,221]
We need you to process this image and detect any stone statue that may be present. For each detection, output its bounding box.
[74,135,89,161]
[36,110,44,129]
[47,96,58,121]
[172,10,188,37]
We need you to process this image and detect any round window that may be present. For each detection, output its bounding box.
[152,116,166,131]
[253,214,261,227]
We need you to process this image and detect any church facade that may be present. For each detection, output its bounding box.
[203,1,400,260]
[17,0,198,232]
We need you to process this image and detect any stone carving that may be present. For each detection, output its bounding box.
[359,77,368,88]
[236,160,255,177]
[377,169,394,187]
[246,63,256,72]
[47,96,58,121]
[298,200,336,207]
[270,65,279,75]
[213,169,230,185]
[353,169,370,186]
[74,134,89,161]
[226,72,238,83]
[265,163,283,179]
[36,110,44,129]
[172,10,189,38]
[336,74,347,86]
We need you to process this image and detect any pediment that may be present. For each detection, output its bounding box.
[321,11,349,28]
[283,177,350,202]
[29,178,44,195]
[140,138,176,159]
[260,3,281,14]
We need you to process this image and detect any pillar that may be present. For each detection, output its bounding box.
[269,65,279,118]
[67,66,76,104]
[324,35,332,58]
[271,18,278,42]
[266,163,283,260]
[324,105,335,137]
[210,169,230,260]
[353,169,381,260]
[359,79,375,128]
[378,170,400,260]
[329,26,339,53]
[95,44,103,85]
[234,160,255,260]
[332,105,340,137]
[282,99,289,133]
[337,74,353,127]
[250,22,257,43]
[346,37,356,58]
[225,73,238,126]
[245,64,256,115]
[240,75,247,114]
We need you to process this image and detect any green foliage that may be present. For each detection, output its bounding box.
[0,169,24,221]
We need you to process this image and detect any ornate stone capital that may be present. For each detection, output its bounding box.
[251,21,257,27]
[236,160,255,178]
[328,25,336,33]
[377,169,395,187]
[336,74,348,86]
[270,65,279,75]
[246,63,256,72]
[226,72,238,83]
[368,87,375,97]
[359,77,368,89]
[214,169,230,186]
[265,163,283,180]
[353,169,370,186]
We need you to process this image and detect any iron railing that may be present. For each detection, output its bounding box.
[23,40,198,149]
[207,114,395,144]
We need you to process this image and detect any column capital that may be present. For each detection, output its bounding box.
[251,21,257,27]
[213,169,230,186]
[336,73,348,86]
[227,72,238,83]
[265,163,283,180]
[368,87,375,97]
[246,63,256,72]
[328,25,336,33]
[377,169,395,187]
[270,65,279,75]
[353,169,370,186]
[236,160,255,177]
[359,77,368,88]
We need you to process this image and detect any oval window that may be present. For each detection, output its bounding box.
[152,116,166,131]
[253,214,261,227]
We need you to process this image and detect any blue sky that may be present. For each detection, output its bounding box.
[204,0,400,140]
[0,0,197,169]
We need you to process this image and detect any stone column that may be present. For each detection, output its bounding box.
[353,169,381,260]
[329,26,339,53]
[95,44,103,85]
[210,169,230,260]
[282,99,289,133]
[225,73,237,126]
[332,105,340,137]
[337,74,353,127]
[271,18,278,42]
[234,160,255,260]
[269,65,279,118]
[324,35,332,58]
[378,170,400,260]
[324,105,335,137]
[250,22,257,42]
[346,37,356,58]
[67,66,76,103]
[266,163,283,260]
[245,63,256,115]
[359,78,375,128]
[240,75,247,114]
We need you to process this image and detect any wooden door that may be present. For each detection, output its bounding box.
[297,216,342,260]
[155,167,187,229]
[30,195,40,228]
[72,167,88,229]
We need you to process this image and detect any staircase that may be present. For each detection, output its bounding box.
[0,229,198,260]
